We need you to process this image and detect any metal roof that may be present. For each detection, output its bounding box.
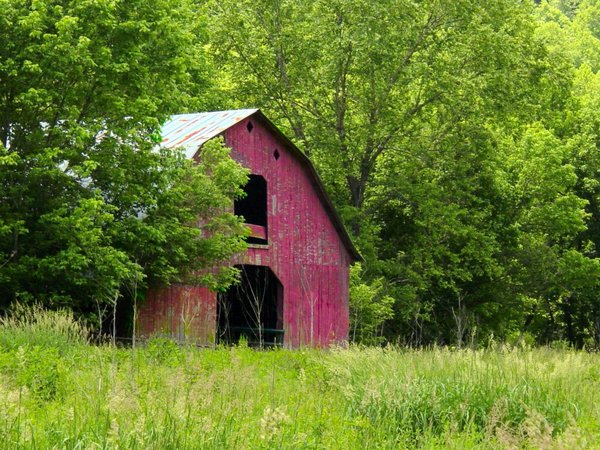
[160,109,258,158]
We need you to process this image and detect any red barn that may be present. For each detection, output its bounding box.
[137,109,360,347]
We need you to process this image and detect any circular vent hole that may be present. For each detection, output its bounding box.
[273,149,280,160]
[246,121,254,133]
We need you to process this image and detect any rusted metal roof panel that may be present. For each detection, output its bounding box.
[160,109,258,158]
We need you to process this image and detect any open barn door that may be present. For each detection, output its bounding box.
[217,265,283,347]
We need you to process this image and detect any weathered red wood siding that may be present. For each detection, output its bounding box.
[226,118,351,347]
[138,285,217,343]
[138,116,352,347]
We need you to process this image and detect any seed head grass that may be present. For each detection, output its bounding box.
[0,309,599,448]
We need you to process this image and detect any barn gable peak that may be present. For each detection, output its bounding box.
[160,109,361,262]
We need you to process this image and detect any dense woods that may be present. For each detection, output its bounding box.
[2,0,600,347]
[0,0,249,328]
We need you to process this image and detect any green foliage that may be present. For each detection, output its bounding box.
[145,336,183,366]
[13,345,65,401]
[0,305,87,401]
[0,0,248,323]
[207,0,600,346]
[349,263,394,345]
[2,0,600,346]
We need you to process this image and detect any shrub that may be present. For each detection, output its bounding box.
[145,336,183,366]
[349,264,394,345]
[14,345,65,401]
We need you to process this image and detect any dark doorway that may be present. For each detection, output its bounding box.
[217,265,284,347]
[235,174,267,244]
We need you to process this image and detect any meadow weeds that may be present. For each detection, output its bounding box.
[0,303,89,352]
[0,309,598,448]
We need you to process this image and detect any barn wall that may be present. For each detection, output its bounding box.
[225,117,351,347]
[137,285,216,344]
[139,115,352,347]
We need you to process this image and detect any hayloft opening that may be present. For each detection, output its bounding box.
[235,174,267,244]
[217,265,284,347]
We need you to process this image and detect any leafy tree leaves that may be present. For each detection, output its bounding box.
[0,0,247,320]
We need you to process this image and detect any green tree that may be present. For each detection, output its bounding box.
[0,0,248,324]
[208,0,596,344]
[534,0,600,346]
[349,263,394,345]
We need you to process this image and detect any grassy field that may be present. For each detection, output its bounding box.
[0,309,599,449]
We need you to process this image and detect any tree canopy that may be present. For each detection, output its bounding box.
[2,0,600,346]
[0,0,248,323]
[208,0,600,346]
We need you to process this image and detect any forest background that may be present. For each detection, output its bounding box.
[2,0,600,348]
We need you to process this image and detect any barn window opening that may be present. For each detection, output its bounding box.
[235,174,267,244]
[217,265,284,347]
[246,121,254,133]
[273,148,280,160]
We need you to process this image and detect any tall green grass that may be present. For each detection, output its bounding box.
[0,303,88,351]
[0,307,598,448]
